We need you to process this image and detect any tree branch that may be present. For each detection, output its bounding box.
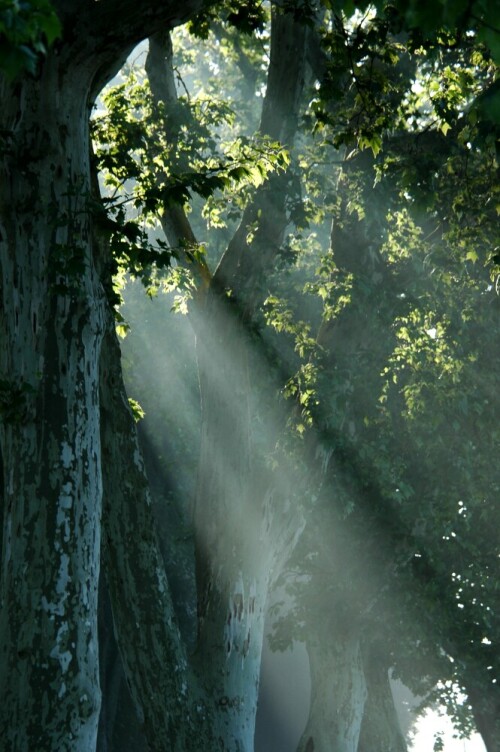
[212,6,309,312]
[52,0,215,102]
[145,31,212,300]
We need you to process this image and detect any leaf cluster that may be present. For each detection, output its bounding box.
[0,0,61,79]
[92,66,289,285]
[187,0,267,39]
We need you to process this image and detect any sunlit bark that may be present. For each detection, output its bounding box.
[0,0,214,748]
[297,624,367,752]
[143,10,311,750]
[191,295,274,752]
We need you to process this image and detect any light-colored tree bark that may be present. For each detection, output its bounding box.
[139,10,311,751]
[0,1,210,749]
[0,50,106,752]
[297,624,367,752]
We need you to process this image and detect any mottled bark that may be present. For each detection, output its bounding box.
[0,54,105,752]
[297,625,367,752]
[0,0,215,748]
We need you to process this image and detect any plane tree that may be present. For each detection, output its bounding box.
[89,2,500,750]
[265,10,499,750]
[0,1,318,750]
[1,1,498,751]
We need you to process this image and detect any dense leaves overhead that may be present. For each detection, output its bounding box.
[0,0,61,79]
[90,1,499,747]
[92,63,290,295]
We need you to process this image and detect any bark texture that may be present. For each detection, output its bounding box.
[357,643,407,752]
[100,316,198,752]
[297,626,367,752]
[0,0,212,748]
[0,51,105,752]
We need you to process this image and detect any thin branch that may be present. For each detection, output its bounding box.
[145,31,212,299]
[213,6,310,308]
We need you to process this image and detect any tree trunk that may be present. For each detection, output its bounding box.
[191,293,272,752]
[465,681,500,752]
[357,642,407,752]
[0,58,105,751]
[297,626,367,752]
[188,12,312,744]
[99,314,202,752]
[0,3,209,746]
[97,575,146,752]
[142,13,311,749]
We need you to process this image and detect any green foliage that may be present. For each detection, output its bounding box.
[187,0,267,38]
[265,9,498,724]
[91,5,499,740]
[0,0,61,79]
[306,0,499,168]
[127,397,145,422]
[92,64,289,288]
[94,70,289,206]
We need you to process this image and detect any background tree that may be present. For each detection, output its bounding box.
[265,6,499,750]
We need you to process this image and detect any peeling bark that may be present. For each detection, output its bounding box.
[0,1,217,748]
[0,55,105,752]
[297,624,367,752]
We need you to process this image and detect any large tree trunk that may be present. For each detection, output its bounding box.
[464,680,500,752]
[189,11,312,748]
[0,1,212,748]
[0,56,105,751]
[191,295,274,752]
[97,575,146,752]
[99,315,202,752]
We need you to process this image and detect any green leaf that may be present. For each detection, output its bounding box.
[39,7,61,45]
[0,1,61,80]
[128,397,145,422]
